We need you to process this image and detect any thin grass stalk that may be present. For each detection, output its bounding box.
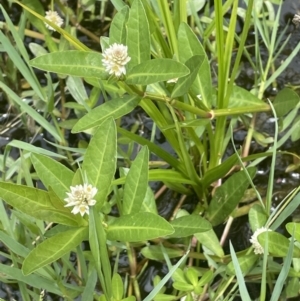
[156,0,178,57]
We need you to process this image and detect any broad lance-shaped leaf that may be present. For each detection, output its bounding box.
[178,22,212,109]
[22,227,88,275]
[168,215,211,238]
[107,212,174,242]
[229,86,269,109]
[286,222,300,243]
[258,231,300,258]
[109,5,129,45]
[31,153,74,200]
[126,59,189,85]
[82,118,117,209]
[206,167,256,226]
[0,182,84,226]
[30,51,107,79]
[171,55,204,99]
[195,229,224,257]
[72,95,141,133]
[123,146,149,215]
[226,253,257,276]
[126,0,150,69]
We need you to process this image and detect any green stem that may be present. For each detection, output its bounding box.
[144,92,212,118]
[213,104,270,117]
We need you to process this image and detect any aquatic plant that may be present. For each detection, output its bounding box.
[0,0,300,300]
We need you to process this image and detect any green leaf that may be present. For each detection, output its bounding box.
[22,227,88,275]
[171,55,204,98]
[110,5,129,45]
[0,182,83,226]
[194,229,224,257]
[258,231,300,257]
[126,0,150,69]
[273,88,300,117]
[229,86,269,109]
[107,212,174,242]
[31,154,74,200]
[30,51,106,78]
[0,264,62,295]
[0,83,61,142]
[201,153,239,189]
[172,282,194,291]
[249,204,268,232]
[140,186,158,214]
[271,192,300,230]
[72,95,141,133]
[112,273,124,300]
[82,118,117,209]
[168,215,211,238]
[286,222,300,243]
[226,253,257,276]
[206,167,256,226]
[126,59,189,85]
[141,246,183,261]
[177,22,212,108]
[123,146,149,215]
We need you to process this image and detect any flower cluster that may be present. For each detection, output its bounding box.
[249,226,272,255]
[102,43,131,77]
[64,184,97,216]
[44,10,64,31]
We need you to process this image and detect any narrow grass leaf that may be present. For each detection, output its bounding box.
[143,250,190,301]
[226,253,257,276]
[72,95,141,133]
[81,268,97,301]
[107,212,174,242]
[123,146,149,215]
[126,59,189,85]
[0,83,61,142]
[31,154,74,200]
[126,0,150,69]
[0,263,62,295]
[0,230,29,258]
[168,215,211,238]
[270,230,294,301]
[22,227,88,275]
[0,31,45,101]
[229,242,252,301]
[206,167,256,226]
[82,118,117,209]
[30,51,106,78]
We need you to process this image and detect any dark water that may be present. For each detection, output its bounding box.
[1,0,300,300]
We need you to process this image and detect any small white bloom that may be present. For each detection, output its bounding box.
[64,184,97,216]
[45,10,64,31]
[167,78,178,83]
[249,227,272,255]
[102,43,131,77]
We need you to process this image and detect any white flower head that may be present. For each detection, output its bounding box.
[64,184,97,216]
[102,43,131,77]
[45,10,64,31]
[249,226,272,255]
